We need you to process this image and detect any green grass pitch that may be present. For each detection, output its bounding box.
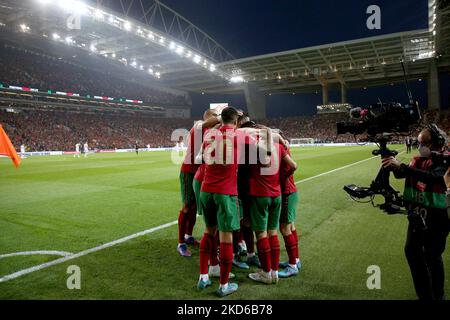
[0,146,448,299]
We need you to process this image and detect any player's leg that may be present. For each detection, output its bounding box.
[232,198,249,269]
[215,194,240,297]
[279,192,300,277]
[197,191,217,289]
[248,196,272,284]
[185,176,199,246]
[177,172,193,256]
[267,196,281,283]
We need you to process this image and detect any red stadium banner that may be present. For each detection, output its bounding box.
[0,125,21,168]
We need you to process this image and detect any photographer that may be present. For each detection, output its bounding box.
[382,124,449,300]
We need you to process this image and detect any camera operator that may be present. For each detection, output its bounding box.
[382,124,449,300]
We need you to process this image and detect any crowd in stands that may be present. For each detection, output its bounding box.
[1,107,448,152]
[0,44,186,106]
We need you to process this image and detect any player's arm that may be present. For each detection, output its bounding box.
[200,115,221,129]
[282,153,297,177]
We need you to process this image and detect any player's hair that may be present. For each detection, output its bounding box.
[221,107,239,124]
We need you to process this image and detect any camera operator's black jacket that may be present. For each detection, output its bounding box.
[393,156,449,226]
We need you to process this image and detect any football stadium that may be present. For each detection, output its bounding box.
[0,0,450,304]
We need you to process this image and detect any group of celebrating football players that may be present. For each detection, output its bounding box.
[176,106,301,297]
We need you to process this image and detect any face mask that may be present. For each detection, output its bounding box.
[418,144,431,157]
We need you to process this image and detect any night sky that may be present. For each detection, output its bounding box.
[144,0,448,117]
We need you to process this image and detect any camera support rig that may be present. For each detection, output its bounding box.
[343,135,404,214]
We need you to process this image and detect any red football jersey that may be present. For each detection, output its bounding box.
[201,124,239,195]
[280,147,297,194]
[180,122,205,174]
[194,163,205,182]
[248,143,287,197]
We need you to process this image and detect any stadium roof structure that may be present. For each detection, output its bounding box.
[0,0,448,96]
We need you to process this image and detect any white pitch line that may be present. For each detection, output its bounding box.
[295,151,405,185]
[0,220,178,283]
[0,150,405,283]
[0,251,73,259]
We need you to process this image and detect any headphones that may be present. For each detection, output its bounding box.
[426,123,447,149]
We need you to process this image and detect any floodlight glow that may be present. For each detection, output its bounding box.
[112,53,116,58]
[90,44,96,52]
[209,64,216,72]
[148,68,154,74]
[148,32,155,40]
[52,33,60,40]
[159,37,165,44]
[124,21,132,31]
[94,9,104,19]
[65,36,73,44]
[58,1,88,15]
[108,16,114,23]
[230,76,244,83]
[193,55,201,64]
[131,61,137,67]
[139,65,144,70]
[37,0,50,4]
[169,41,176,50]
[155,72,161,78]
[186,51,192,58]
[19,24,29,32]
[175,45,184,55]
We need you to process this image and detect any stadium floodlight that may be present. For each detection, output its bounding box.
[155,72,161,78]
[148,68,154,74]
[112,53,116,58]
[108,16,114,23]
[139,65,144,70]
[94,9,104,19]
[169,41,176,50]
[19,24,30,32]
[130,61,137,67]
[90,44,96,52]
[175,45,184,55]
[58,1,88,15]
[209,64,216,72]
[193,55,201,64]
[52,33,60,40]
[124,21,132,31]
[148,32,155,40]
[230,75,244,83]
[186,51,192,58]
[159,36,165,45]
[65,36,73,44]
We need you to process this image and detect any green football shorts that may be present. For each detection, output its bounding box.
[280,192,299,224]
[199,191,240,232]
[249,196,282,231]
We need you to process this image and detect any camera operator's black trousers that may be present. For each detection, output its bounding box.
[405,213,449,300]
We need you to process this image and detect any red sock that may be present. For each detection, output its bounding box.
[199,233,213,275]
[269,235,280,271]
[256,237,271,272]
[185,207,197,236]
[283,234,297,265]
[242,226,254,254]
[178,210,187,243]
[292,229,299,259]
[219,242,233,285]
[211,231,219,266]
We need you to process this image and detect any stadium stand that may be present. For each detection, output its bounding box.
[0,42,187,106]
[1,107,448,152]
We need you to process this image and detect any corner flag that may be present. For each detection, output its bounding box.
[0,124,21,168]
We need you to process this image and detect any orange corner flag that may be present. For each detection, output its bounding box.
[0,124,21,168]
